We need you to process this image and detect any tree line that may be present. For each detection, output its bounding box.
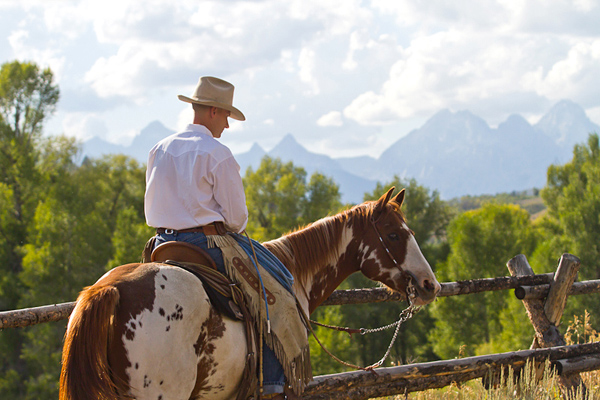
[1,60,599,399]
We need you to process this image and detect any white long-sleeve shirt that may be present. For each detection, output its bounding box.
[144,124,248,233]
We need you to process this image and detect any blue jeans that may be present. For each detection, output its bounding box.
[154,232,286,394]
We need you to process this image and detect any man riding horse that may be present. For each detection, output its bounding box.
[144,76,297,399]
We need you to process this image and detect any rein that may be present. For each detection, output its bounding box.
[307,214,422,371]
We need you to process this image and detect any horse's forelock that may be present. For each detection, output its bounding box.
[365,196,407,225]
[388,200,407,223]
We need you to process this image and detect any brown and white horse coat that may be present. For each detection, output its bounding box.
[59,188,440,400]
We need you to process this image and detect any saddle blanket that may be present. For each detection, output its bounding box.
[207,233,312,396]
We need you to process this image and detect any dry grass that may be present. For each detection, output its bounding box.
[373,312,600,399]
[565,311,600,394]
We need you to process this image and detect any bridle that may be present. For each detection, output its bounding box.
[369,214,417,305]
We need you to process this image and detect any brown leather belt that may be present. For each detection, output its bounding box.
[156,222,226,236]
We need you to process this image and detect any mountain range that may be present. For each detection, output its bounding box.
[82,100,600,203]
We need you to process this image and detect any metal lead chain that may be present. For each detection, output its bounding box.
[358,283,421,370]
[360,282,420,335]
[362,304,421,370]
[308,282,423,371]
[359,304,421,335]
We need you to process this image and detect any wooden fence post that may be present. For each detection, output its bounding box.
[544,254,581,326]
[507,254,585,398]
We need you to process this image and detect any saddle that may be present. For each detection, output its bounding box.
[150,241,217,269]
[147,240,245,320]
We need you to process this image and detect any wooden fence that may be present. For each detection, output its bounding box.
[1,253,599,399]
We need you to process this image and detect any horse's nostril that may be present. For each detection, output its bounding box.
[423,280,435,292]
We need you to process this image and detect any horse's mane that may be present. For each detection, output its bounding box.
[264,197,405,286]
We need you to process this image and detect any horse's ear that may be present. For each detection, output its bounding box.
[379,186,395,205]
[373,187,395,219]
[393,188,406,208]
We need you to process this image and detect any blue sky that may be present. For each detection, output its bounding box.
[1,0,599,158]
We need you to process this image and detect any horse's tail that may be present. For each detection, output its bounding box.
[59,284,122,400]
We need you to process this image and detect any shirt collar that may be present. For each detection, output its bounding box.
[186,124,213,138]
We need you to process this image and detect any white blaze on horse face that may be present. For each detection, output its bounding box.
[400,223,441,306]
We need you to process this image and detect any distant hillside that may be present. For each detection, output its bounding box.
[342,100,598,199]
[449,189,546,218]
[82,121,175,163]
[81,100,600,204]
[234,134,378,204]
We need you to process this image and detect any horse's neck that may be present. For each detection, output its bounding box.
[266,212,366,314]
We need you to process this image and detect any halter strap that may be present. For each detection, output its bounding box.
[370,216,400,266]
[369,215,416,304]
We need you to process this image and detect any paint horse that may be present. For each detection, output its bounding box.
[59,187,441,400]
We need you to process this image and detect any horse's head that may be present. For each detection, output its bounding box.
[358,187,441,306]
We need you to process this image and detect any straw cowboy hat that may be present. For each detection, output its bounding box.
[178,76,246,121]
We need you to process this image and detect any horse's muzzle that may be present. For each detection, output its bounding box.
[407,272,440,306]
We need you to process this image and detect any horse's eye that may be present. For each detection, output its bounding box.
[388,232,400,241]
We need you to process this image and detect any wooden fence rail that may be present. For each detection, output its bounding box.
[4,272,598,330]
[323,273,556,305]
[303,342,600,399]
[515,279,600,300]
[0,302,75,330]
[0,273,562,329]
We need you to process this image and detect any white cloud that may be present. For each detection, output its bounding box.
[587,105,600,126]
[8,29,28,49]
[43,2,88,40]
[573,0,597,12]
[3,0,600,160]
[343,30,370,71]
[84,41,172,100]
[522,40,600,105]
[8,28,66,80]
[344,24,600,127]
[0,0,35,10]
[298,47,319,95]
[317,111,343,127]
[344,90,406,126]
[78,0,336,100]
[288,0,371,35]
[177,106,194,132]
[62,113,108,142]
[371,0,510,30]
